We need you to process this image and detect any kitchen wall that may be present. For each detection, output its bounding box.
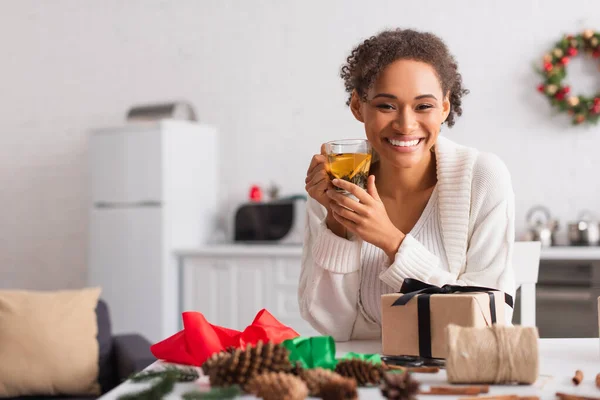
[2,0,600,289]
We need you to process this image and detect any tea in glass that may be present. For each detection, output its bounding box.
[325,139,372,195]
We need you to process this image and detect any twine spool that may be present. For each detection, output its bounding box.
[446,324,539,384]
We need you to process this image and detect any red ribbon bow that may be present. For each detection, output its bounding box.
[150,309,300,366]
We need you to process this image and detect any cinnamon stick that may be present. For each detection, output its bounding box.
[556,393,600,400]
[573,370,584,385]
[382,363,404,371]
[458,395,519,400]
[420,385,489,395]
[596,373,600,389]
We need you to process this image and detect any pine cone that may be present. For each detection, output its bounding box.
[335,359,383,386]
[200,351,231,376]
[297,367,342,397]
[380,372,420,400]
[320,376,358,400]
[245,372,308,400]
[206,341,293,388]
[290,361,304,377]
[225,346,238,353]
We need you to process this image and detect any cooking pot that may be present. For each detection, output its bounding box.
[568,211,600,246]
[525,205,558,247]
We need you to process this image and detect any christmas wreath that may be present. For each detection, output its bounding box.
[537,29,600,125]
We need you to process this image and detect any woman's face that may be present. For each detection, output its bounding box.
[351,59,450,169]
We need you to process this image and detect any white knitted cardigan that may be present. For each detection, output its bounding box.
[298,136,516,341]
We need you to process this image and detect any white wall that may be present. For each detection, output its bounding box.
[2,0,600,289]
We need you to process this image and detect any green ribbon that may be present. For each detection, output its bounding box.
[338,351,382,364]
[283,336,338,370]
[282,336,382,370]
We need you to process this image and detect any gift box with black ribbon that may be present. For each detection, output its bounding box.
[381,278,514,360]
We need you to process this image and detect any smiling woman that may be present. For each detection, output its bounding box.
[300,29,516,341]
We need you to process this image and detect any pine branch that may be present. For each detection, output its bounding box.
[128,370,167,383]
[182,386,242,399]
[118,371,176,400]
[130,366,199,383]
[118,366,200,400]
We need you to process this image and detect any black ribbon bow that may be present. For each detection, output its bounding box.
[391,278,514,359]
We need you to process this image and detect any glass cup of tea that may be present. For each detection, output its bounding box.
[324,139,373,196]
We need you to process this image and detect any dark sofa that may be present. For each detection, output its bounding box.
[8,299,156,400]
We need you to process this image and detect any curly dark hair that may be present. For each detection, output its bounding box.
[340,29,469,127]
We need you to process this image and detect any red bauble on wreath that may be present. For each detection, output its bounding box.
[537,29,600,125]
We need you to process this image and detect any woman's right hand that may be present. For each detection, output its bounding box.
[305,145,347,237]
[305,144,333,209]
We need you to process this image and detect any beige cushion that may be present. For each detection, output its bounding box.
[0,287,101,397]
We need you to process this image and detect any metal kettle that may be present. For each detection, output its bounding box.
[568,211,600,246]
[524,205,559,247]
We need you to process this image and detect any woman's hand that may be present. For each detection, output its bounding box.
[305,145,347,237]
[305,145,333,210]
[327,175,405,260]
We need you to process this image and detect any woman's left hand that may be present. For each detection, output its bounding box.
[327,175,405,260]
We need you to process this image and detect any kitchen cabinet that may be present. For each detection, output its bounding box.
[176,245,320,337]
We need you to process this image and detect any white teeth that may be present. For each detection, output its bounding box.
[387,138,421,147]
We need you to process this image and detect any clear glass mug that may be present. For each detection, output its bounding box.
[324,139,372,196]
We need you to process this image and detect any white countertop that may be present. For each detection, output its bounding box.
[541,246,600,261]
[175,244,303,257]
[100,338,600,400]
[176,244,600,262]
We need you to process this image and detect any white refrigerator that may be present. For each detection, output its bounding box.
[88,120,218,343]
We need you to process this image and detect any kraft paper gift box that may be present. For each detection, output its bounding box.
[381,279,513,359]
